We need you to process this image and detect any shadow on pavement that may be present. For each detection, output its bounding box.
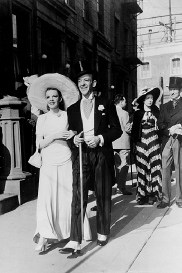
[57,182,177,273]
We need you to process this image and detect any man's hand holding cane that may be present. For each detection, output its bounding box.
[169,124,182,148]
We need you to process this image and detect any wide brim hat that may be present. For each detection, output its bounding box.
[132,98,139,106]
[135,86,161,105]
[23,74,38,87]
[28,73,80,112]
[166,76,182,89]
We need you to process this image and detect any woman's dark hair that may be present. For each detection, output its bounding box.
[45,87,65,110]
[114,94,125,105]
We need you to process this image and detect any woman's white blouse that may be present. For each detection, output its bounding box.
[36,111,71,166]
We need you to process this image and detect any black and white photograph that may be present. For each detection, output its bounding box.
[0,0,182,272]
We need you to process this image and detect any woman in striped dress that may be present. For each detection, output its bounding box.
[131,87,162,205]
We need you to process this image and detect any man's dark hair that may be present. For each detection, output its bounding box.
[114,94,125,105]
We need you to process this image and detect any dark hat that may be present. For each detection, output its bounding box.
[74,60,96,80]
[167,77,182,89]
[135,86,161,105]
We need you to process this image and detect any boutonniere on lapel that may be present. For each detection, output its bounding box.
[98,105,105,111]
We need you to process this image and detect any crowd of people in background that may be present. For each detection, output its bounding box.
[20,65,182,256]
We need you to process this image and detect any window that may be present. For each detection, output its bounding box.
[124,81,128,99]
[12,14,17,48]
[124,27,129,56]
[97,0,104,33]
[132,35,136,56]
[83,0,91,22]
[140,61,151,79]
[12,10,31,88]
[114,17,120,50]
[65,0,75,9]
[171,57,181,75]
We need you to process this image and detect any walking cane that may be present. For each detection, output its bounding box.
[79,142,84,241]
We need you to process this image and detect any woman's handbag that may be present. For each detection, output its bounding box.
[28,146,42,168]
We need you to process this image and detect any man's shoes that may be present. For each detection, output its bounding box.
[60,248,83,258]
[176,202,182,208]
[59,247,75,254]
[97,233,108,246]
[157,201,169,209]
[97,239,108,246]
[67,250,83,259]
[116,188,132,195]
[60,240,81,254]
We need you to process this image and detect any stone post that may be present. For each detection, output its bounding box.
[0,96,33,204]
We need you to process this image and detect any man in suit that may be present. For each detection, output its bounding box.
[112,94,132,195]
[61,63,121,255]
[157,76,182,209]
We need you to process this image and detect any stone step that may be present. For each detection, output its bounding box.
[0,193,19,215]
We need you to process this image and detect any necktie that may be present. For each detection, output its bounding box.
[173,100,177,109]
[83,99,93,119]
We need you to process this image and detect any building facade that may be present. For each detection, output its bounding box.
[137,0,182,103]
[0,0,142,107]
[137,42,182,103]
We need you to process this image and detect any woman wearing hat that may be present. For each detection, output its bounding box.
[131,87,162,205]
[28,74,91,252]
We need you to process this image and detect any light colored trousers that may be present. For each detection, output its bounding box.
[114,149,130,190]
[162,136,182,203]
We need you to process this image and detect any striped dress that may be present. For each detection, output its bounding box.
[135,111,162,202]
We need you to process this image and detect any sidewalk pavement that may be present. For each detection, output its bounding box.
[0,179,182,273]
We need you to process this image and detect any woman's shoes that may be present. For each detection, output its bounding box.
[148,199,154,205]
[116,188,132,195]
[137,197,148,205]
[35,237,48,253]
[148,196,157,205]
[138,199,146,205]
[138,196,157,205]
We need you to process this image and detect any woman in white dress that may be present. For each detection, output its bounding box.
[33,87,91,252]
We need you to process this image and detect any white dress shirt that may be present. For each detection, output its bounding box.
[81,97,95,142]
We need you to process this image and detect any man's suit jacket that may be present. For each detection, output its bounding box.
[158,97,182,149]
[112,106,130,150]
[67,96,122,165]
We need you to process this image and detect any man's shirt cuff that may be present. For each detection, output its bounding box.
[73,136,79,147]
[98,135,104,146]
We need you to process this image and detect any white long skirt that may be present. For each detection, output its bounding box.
[34,160,91,242]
